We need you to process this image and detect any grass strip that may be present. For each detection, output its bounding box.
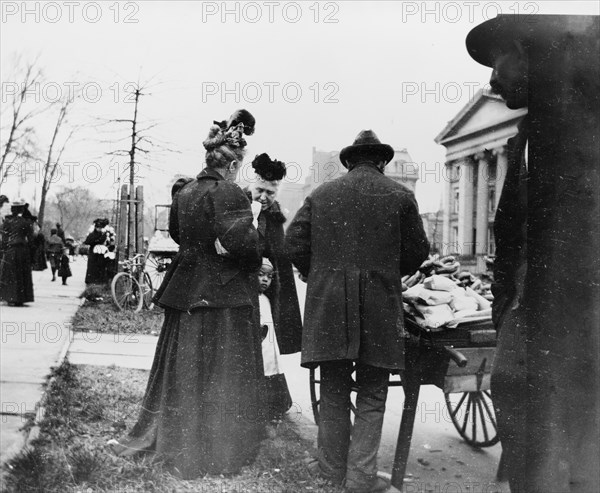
[2,361,340,493]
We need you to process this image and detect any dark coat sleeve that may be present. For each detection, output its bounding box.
[84,231,106,247]
[284,197,312,278]
[263,206,303,354]
[1,219,7,252]
[168,192,180,245]
[212,182,261,272]
[399,193,430,275]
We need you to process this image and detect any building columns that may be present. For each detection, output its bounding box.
[457,158,474,255]
[475,152,490,262]
[494,146,507,208]
[442,162,452,249]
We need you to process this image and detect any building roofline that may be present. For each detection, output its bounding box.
[434,88,505,144]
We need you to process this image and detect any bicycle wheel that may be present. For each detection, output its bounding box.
[142,271,154,310]
[111,272,143,312]
[145,253,170,289]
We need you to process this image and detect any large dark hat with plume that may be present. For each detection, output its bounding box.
[252,153,286,181]
[204,109,256,151]
[339,130,395,168]
[0,195,9,205]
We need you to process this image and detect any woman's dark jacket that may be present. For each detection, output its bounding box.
[245,191,302,355]
[155,168,261,311]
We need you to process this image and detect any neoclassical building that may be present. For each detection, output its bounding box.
[435,89,526,272]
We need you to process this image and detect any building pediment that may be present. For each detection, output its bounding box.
[435,89,526,146]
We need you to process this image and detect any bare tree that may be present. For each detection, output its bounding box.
[37,98,76,228]
[52,186,112,239]
[102,79,179,257]
[0,58,47,189]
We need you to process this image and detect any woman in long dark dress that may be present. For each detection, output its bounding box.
[83,219,109,284]
[245,154,303,420]
[0,200,34,306]
[113,110,266,478]
[30,217,48,271]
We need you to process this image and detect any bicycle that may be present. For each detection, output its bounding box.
[111,253,154,312]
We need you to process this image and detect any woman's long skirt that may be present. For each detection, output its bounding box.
[85,253,107,284]
[0,245,34,304]
[114,306,266,479]
[31,244,48,271]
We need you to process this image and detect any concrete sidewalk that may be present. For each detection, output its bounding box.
[0,258,86,466]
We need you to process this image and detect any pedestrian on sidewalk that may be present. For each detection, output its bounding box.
[258,257,293,422]
[0,199,35,306]
[112,109,266,479]
[0,194,9,263]
[286,130,429,493]
[58,246,72,285]
[46,228,64,282]
[30,216,48,271]
[83,218,110,285]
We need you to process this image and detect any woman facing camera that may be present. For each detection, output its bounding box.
[246,154,302,354]
[112,110,266,478]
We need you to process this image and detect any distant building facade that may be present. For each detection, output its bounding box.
[434,89,527,271]
[305,146,419,195]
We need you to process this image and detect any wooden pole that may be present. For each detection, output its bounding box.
[135,185,144,255]
[117,184,128,269]
[127,89,140,260]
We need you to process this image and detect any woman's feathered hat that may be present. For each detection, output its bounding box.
[252,153,286,181]
[204,109,256,151]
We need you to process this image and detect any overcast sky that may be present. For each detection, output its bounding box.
[2,1,598,213]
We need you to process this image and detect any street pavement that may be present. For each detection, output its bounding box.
[0,256,86,467]
[1,263,509,492]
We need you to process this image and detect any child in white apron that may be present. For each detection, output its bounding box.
[259,258,292,422]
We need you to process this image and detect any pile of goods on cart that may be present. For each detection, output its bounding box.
[402,254,493,330]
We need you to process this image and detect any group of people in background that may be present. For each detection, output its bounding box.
[0,193,113,306]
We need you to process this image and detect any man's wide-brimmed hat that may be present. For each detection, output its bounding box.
[339,130,394,168]
[466,14,598,67]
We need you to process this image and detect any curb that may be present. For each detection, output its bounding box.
[0,296,82,476]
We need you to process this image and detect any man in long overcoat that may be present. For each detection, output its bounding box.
[466,15,599,493]
[286,130,429,492]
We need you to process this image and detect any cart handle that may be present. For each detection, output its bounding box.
[443,346,468,368]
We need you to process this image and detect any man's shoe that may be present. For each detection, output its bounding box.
[344,476,390,493]
[305,458,344,486]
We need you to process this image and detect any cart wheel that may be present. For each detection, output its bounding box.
[111,272,143,313]
[142,272,154,310]
[145,253,170,289]
[309,365,359,426]
[444,390,499,447]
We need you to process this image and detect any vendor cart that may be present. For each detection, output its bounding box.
[145,204,178,290]
[309,315,497,491]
